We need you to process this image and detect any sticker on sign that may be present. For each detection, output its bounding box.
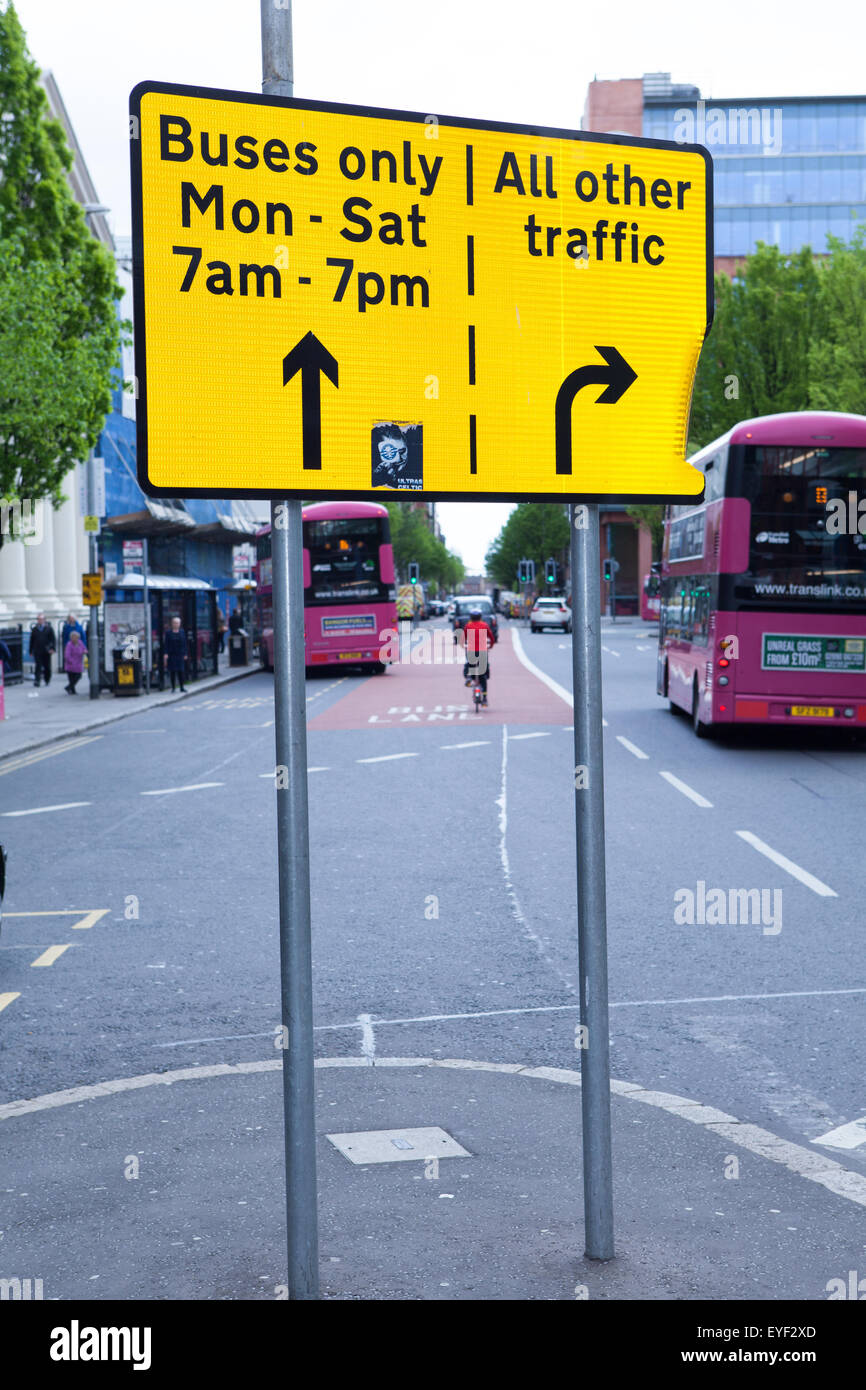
[131,84,712,503]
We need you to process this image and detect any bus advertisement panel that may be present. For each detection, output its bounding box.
[257,501,398,672]
[657,412,866,735]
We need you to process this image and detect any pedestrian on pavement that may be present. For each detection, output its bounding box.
[60,610,87,674]
[29,613,56,689]
[63,631,86,694]
[229,608,243,635]
[60,610,87,660]
[163,616,188,692]
[0,637,12,672]
[217,611,228,654]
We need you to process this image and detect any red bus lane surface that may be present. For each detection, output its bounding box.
[307,628,571,730]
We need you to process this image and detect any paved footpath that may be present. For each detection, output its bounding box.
[1,1053,864,1300]
[0,658,261,763]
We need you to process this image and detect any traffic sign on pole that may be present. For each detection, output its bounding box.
[82,573,102,606]
[131,84,711,504]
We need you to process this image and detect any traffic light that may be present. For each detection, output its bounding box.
[603,558,613,583]
[408,561,419,584]
[518,558,536,584]
[545,557,557,586]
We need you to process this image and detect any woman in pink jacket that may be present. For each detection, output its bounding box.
[64,631,86,694]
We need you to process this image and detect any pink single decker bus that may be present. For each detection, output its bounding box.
[657,411,866,737]
[257,501,398,673]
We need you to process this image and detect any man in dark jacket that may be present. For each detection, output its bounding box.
[163,616,188,693]
[30,614,56,688]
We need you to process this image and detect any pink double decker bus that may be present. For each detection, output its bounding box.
[257,500,397,673]
[658,411,866,737]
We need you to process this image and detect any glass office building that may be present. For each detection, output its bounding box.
[584,76,866,266]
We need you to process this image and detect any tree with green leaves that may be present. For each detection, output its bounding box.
[382,501,464,591]
[0,2,121,522]
[624,504,664,561]
[485,503,569,590]
[808,227,866,415]
[688,243,820,451]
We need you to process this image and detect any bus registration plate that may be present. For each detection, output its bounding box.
[339,652,362,660]
[791,706,834,717]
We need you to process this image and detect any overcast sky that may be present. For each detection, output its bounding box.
[12,0,866,570]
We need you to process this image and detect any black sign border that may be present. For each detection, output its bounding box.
[130,80,713,504]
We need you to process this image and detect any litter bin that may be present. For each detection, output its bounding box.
[229,631,249,666]
[113,649,143,696]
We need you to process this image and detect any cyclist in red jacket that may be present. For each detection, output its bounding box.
[462,607,496,705]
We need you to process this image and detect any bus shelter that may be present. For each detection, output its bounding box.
[101,574,217,689]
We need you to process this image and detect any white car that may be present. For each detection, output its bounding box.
[531,598,572,633]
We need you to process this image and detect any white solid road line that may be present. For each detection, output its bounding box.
[259,768,330,776]
[140,782,225,796]
[1,801,91,817]
[812,1116,866,1151]
[508,731,551,741]
[30,944,72,968]
[510,627,573,707]
[356,752,419,764]
[3,1055,865,1210]
[616,735,648,760]
[736,829,837,896]
[659,770,713,808]
[153,984,866,1049]
[440,740,491,749]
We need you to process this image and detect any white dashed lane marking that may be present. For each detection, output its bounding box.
[1,802,91,817]
[736,830,837,897]
[659,771,713,808]
[508,732,551,741]
[616,735,648,760]
[140,782,225,797]
[813,1117,866,1151]
[440,741,491,750]
[356,753,419,764]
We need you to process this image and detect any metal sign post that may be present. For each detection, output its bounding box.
[570,503,614,1259]
[262,1,319,1302]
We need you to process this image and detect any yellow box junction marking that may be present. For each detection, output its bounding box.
[5,909,110,930]
[0,992,21,1014]
[132,84,711,502]
[31,944,73,968]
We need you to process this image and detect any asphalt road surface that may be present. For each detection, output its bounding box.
[1,616,864,1300]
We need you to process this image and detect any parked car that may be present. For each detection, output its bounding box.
[451,596,499,641]
[530,597,572,633]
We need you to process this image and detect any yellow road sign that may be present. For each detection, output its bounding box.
[83,515,100,533]
[82,572,102,606]
[131,83,712,502]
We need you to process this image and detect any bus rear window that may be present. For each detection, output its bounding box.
[305,517,385,602]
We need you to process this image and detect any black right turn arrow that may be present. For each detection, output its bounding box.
[555,345,637,475]
[282,332,339,471]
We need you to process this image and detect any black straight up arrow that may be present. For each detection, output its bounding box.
[282,332,339,470]
[555,345,637,475]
